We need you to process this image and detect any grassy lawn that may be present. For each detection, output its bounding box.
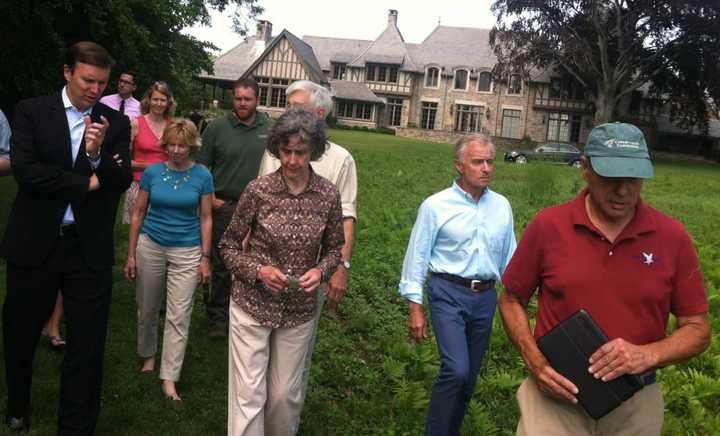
[1,129,718,435]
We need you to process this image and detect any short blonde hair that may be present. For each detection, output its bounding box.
[140,81,176,117]
[161,118,201,153]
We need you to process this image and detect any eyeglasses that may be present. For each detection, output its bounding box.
[118,79,134,85]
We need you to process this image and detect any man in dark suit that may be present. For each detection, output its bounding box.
[1,41,132,435]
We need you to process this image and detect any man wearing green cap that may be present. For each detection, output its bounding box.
[498,123,710,435]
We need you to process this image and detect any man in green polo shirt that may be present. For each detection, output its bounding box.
[197,77,271,338]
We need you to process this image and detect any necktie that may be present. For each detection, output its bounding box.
[119,98,126,114]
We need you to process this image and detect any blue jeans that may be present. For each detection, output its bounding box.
[425,275,497,436]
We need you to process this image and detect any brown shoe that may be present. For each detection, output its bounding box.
[207,326,227,339]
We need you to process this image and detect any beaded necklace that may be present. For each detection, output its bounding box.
[160,163,194,190]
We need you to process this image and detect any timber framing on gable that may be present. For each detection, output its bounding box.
[240,29,327,85]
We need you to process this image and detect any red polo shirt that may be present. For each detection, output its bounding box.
[502,188,708,345]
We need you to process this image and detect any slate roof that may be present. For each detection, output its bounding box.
[407,26,496,72]
[201,15,503,82]
[330,80,384,103]
[198,36,275,82]
[302,36,372,71]
[347,21,421,72]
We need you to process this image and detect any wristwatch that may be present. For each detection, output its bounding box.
[85,148,101,161]
[340,259,351,270]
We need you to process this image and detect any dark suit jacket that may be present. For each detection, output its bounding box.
[1,92,132,269]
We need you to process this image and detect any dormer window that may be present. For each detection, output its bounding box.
[425,67,439,88]
[378,65,387,82]
[366,65,376,81]
[366,63,399,83]
[477,71,492,93]
[332,63,346,80]
[389,68,398,83]
[454,69,468,90]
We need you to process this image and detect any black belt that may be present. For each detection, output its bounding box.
[432,273,495,292]
[59,224,78,238]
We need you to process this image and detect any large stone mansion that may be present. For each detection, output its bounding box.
[199,10,719,154]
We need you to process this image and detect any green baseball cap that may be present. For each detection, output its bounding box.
[584,122,653,179]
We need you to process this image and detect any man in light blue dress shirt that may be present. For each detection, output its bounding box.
[399,133,516,436]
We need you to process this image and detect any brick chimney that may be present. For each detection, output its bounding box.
[256,20,273,42]
[388,9,398,27]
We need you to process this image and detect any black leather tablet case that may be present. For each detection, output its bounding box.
[536,309,644,419]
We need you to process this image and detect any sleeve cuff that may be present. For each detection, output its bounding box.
[399,280,423,305]
[341,203,357,220]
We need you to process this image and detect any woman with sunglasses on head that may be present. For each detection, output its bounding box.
[124,118,213,407]
[122,81,176,224]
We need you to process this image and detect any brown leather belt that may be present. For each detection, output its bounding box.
[432,273,495,292]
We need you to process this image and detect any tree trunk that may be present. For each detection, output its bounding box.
[593,90,617,125]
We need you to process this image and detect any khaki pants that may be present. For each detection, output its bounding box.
[516,377,663,436]
[136,233,200,381]
[228,302,315,436]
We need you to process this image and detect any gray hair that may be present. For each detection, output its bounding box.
[454,133,495,161]
[267,107,328,161]
[286,80,334,118]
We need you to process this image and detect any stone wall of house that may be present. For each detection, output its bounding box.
[406,73,543,143]
[328,73,597,148]
[408,74,503,133]
[395,127,464,144]
[395,127,527,152]
[524,95,595,145]
[402,73,600,147]
[337,118,376,128]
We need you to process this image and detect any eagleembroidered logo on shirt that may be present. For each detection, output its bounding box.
[642,252,654,265]
[633,251,660,267]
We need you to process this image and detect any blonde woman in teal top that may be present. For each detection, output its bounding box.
[124,118,213,406]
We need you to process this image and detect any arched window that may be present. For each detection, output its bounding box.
[454,69,468,90]
[425,67,439,88]
[477,71,492,92]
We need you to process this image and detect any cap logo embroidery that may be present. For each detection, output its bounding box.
[642,252,654,265]
[604,139,640,149]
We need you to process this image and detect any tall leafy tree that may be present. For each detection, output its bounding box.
[0,0,262,116]
[489,0,720,130]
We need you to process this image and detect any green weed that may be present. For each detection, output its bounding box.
[0,129,717,435]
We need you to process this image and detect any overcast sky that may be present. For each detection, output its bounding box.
[186,0,497,54]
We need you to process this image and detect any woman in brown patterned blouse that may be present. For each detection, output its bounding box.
[219,107,344,435]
